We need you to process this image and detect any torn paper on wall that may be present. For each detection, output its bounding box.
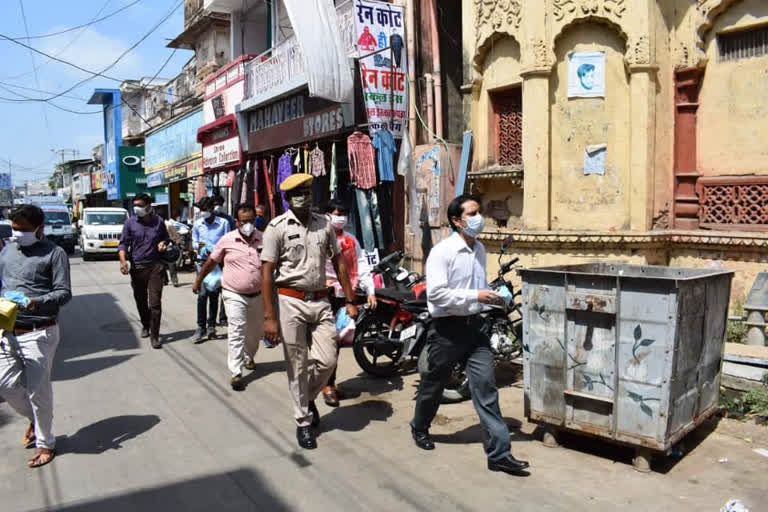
[584,143,607,176]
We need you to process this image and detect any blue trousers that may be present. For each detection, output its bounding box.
[355,187,384,252]
[412,316,511,463]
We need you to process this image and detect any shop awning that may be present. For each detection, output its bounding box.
[196,114,238,143]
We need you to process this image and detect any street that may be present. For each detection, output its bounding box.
[1,254,767,512]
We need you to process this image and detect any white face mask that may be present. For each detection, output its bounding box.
[12,230,39,247]
[330,215,347,230]
[133,206,149,217]
[239,222,255,237]
[213,205,223,214]
[462,213,485,239]
[201,211,212,220]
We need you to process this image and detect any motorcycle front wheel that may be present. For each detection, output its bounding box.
[417,348,471,403]
[353,313,405,377]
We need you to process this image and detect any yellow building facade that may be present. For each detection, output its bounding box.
[461,0,768,305]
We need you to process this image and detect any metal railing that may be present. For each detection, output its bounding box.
[244,1,356,102]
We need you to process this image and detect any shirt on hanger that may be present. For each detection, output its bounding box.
[309,147,326,177]
[277,153,293,212]
[329,143,338,194]
[372,129,396,182]
[347,132,377,190]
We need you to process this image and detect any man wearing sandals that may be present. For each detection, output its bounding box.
[0,205,72,468]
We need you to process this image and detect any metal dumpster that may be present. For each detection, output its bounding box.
[520,263,733,470]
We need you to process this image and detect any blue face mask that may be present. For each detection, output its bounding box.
[254,216,267,231]
[462,213,485,239]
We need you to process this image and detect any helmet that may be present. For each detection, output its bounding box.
[161,241,180,264]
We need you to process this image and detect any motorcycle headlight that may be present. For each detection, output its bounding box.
[417,312,430,321]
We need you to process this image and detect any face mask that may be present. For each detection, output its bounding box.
[289,194,312,210]
[213,205,223,214]
[201,211,212,220]
[238,222,255,237]
[330,215,347,230]
[462,213,485,239]
[12,230,39,247]
[134,206,148,217]
[254,216,267,231]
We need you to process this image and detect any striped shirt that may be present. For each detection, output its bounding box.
[347,132,377,190]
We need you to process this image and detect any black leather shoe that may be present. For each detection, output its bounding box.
[411,427,435,450]
[140,327,150,338]
[150,336,162,349]
[488,455,530,475]
[296,426,317,449]
[309,400,320,428]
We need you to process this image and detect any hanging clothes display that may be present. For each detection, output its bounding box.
[277,153,294,212]
[329,142,338,198]
[348,131,384,251]
[309,147,326,177]
[373,128,397,248]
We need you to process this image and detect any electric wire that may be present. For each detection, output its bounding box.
[17,0,54,145]
[5,0,142,41]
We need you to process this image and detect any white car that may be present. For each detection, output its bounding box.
[79,207,128,260]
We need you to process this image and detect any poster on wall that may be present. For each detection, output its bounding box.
[568,51,606,98]
[354,0,407,138]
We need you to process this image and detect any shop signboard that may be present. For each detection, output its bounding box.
[146,172,164,188]
[354,0,407,138]
[202,135,240,170]
[145,108,203,174]
[118,146,147,198]
[0,173,11,190]
[203,57,251,125]
[91,169,103,191]
[247,92,354,152]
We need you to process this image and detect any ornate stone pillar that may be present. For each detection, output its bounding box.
[673,67,704,230]
[628,63,657,231]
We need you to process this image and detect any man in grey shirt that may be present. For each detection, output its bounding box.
[0,205,71,468]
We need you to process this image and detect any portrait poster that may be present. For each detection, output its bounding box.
[568,51,606,98]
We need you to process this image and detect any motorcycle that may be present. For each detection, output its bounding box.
[352,251,429,377]
[170,220,195,271]
[417,248,523,402]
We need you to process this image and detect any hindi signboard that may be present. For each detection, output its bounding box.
[353,0,407,139]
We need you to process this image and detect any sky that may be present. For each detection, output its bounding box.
[0,0,194,188]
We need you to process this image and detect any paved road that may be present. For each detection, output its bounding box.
[1,254,766,511]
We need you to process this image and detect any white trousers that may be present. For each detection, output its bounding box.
[0,325,60,450]
[222,289,263,377]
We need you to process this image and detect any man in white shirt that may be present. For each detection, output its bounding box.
[411,195,530,476]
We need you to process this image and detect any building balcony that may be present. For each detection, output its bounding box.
[239,0,356,111]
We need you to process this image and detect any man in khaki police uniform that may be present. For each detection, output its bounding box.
[261,174,358,450]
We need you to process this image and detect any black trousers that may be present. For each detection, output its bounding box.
[130,263,165,338]
[412,315,511,462]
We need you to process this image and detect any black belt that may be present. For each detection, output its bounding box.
[14,320,57,335]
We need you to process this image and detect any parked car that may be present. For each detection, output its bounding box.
[79,207,128,261]
[38,203,76,254]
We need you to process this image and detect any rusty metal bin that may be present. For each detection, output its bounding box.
[519,263,733,470]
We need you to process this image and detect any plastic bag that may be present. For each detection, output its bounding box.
[335,307,356,346]
[203,265,222,293]
[3,291,30,308]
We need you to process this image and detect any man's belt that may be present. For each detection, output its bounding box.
[277,287,328,301]
[14,320,57,335]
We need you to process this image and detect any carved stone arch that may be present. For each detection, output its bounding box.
[473,0,523,72]
[694,0,747,65]
[551,14,630,68]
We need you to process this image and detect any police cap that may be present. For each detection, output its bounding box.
[279,173,313,192]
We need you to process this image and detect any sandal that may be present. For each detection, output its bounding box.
[28,448,56,468]
[22,423,35,449]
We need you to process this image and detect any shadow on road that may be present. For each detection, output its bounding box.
[318,399,394,435]
[431,417,530,445]
[160,329,197,345]
[242,361,285,388]
[336,371,404,399]
[56,414,160,455]
[54,293,140,381]
[50,468,291,512]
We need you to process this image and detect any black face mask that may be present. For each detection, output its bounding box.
[254,216,267,231]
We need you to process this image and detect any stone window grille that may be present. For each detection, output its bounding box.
[490,87,523,167]
[717,25,768,62]
[697,176,768,231]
